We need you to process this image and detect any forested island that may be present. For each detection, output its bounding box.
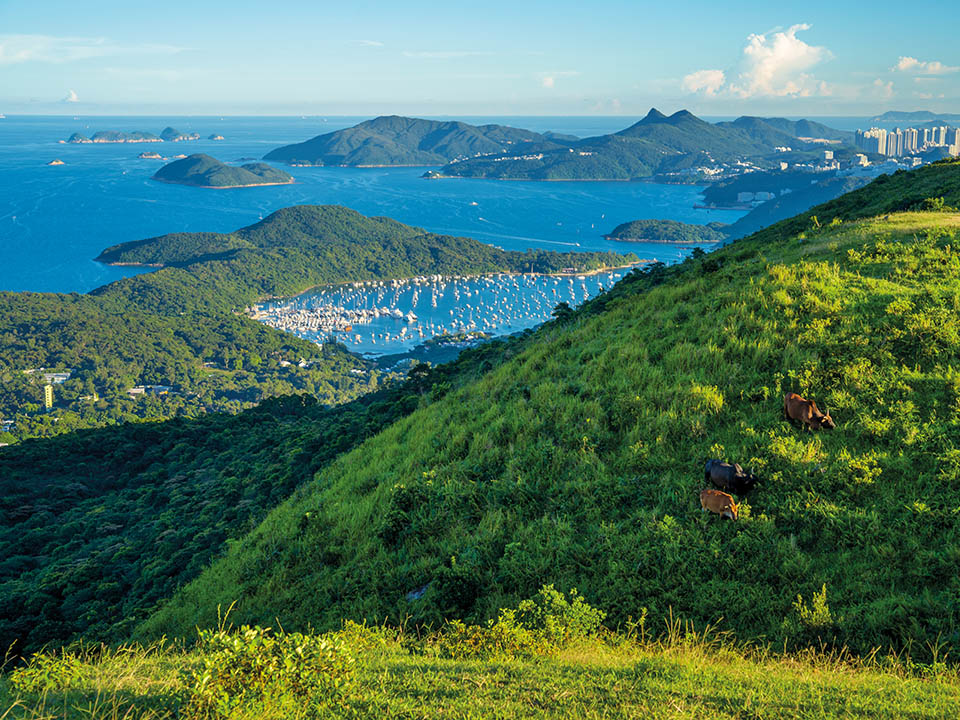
[605,218,727,244]
[0,206,634,444]
[152,154,294,188]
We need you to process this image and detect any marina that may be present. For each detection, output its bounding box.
[251,269,633,356]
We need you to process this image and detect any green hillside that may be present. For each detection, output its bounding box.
[143,160,960,660]
[263,116,546,166]
[0,338,517,653]
[152,154,293,188]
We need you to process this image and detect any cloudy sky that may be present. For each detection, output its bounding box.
[1,0,957,116]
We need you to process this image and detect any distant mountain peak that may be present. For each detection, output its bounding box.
[639,108,669,124]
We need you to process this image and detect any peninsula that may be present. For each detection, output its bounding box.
[152,154,294,188]
[429,109,856,181]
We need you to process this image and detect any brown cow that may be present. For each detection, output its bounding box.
[700,489,738,520]
[783,392,835,431]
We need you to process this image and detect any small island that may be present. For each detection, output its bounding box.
[604,218,727,244]
[46,159,65,166]
[151,153,294,188]
[208,134,225,141]
[138,151,164,160]
[160,126,200,142]
[68,131,162,144]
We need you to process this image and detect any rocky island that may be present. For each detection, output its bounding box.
[160,126,200,142]
[68,130,162,144]
[151,153,294,188]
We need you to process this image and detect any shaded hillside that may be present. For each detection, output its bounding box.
[143,161,960,659]
[0,336,520,653]
[263,116,545,166]
[152,154,293,188]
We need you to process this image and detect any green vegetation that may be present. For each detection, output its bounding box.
[0,331,532,654]
[142,161,960,662]
[4,589,960,719]
[152,154,293,188]
[605,218,726,244]
[263,115,546,166]
[0,206,631,442]
[435,109,855,181]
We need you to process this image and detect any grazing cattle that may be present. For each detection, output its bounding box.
[700,489,738,520]
[704,460,759,494]
[784,392,835,431]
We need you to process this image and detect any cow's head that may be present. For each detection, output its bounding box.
[724,502,739,521]
[815,407,836,430]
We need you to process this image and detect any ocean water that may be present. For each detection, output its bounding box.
[0,116,749,294]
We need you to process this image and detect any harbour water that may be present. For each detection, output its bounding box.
[253,269,631,357]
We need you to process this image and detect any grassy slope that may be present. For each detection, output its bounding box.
[144,161,960,658]
[3,634,959,719]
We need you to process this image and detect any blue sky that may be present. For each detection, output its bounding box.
[1,0,957,116]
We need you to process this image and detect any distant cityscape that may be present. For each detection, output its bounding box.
[855,125,960,158]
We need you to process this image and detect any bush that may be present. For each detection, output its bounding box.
[515,585,606,646]
[185,625,355,719]
[8,651,85,694]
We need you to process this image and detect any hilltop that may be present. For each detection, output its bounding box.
[152,154,294,188]
[430,109,856,181]
[263,115,546,166]
[138,160,960,662]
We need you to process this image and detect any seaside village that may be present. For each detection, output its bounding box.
[250,270,629,352]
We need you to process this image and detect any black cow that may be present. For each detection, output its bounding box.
[704,460,759,495]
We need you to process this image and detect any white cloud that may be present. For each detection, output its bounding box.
[681,69,725,96]
[873,78,894,99]
[357,40,383,47]
[62,89,78,103]
[538,70,580,89]
[402,50,491,59]
[683,24,831,98]
[892,56,958,75]
[0,34,184,65]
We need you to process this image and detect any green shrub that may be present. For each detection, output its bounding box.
[8,651,85,694]
[783,584,838,647]
[515,585,606,646]
[185,625,355,718]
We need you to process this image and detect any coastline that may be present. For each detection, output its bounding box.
[151,178,295,190]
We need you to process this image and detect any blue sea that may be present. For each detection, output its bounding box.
[0,115,752,294]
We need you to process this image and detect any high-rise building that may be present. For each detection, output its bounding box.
[903,128,918,154]
[856,127,886,154]
[43,384,53,410]
[885,129,904,157]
